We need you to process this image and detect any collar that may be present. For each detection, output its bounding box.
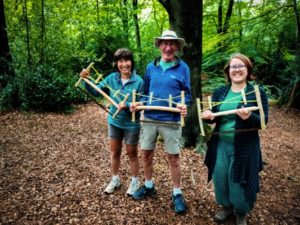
[154,56,180,68]
[115,71,137,82]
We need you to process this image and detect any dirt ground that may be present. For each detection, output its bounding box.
[0,103,299,225]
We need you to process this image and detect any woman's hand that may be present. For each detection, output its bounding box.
[202,110,215,120]
[80,69,90,78]
[129,102,143,112]
[236,107,251,120]
[118,102,127,111]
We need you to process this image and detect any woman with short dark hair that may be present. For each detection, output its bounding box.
[80,48,143,196]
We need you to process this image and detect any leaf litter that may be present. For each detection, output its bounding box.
[0,103,299,224]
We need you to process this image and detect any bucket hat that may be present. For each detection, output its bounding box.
[154,30,185,50]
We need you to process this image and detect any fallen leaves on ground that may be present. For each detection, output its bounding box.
[0,103,299,225]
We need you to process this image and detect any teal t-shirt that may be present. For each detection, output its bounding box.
[84,72,144,131]
[160,59,175,71]
[219,89,242,143]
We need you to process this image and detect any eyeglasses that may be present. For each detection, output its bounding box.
[229,64,246,71]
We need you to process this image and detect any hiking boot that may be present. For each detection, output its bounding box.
[214,206,234,223]
[236,213,247,225]
[132,185,156,200]
[104,179,121,194]
[126,180,140,196]
[172,194,187,214]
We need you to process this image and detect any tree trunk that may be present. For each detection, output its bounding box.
[73,0,85,49]
[217,0,223,34]
[158,0,203,147]
[22,0,31,66]
[291,0,300,108]
[223,0,234,33]
[237,1,243,40]
[0,0,13,90]
[120,0,129,47]
[217,0,234,34]
[133,0,142,54]
[293,0,300,76]
[216,0,234,53]
[96,0,100,24]
[40,0,45,64]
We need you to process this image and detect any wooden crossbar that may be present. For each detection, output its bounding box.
[81,78,120,109]
[135,105,180,113]
[209,106,260,117]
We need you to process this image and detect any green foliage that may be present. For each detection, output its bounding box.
[0,81,19,112]
[202,0,299,108]
[16,64,81,112]
[2,0,299,116]
[263,85,282,101]
[202,73,227,94]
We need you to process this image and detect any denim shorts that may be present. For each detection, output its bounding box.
[140,118,182,154]
[108,124,140,145]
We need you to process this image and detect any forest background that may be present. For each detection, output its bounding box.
[0,0,299,148]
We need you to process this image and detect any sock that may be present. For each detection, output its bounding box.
[131,176,138,184]
[173,187,182,196]
[112,175,120,182]
[145,180,154,189]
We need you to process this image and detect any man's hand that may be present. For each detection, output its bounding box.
[177,104,187,117]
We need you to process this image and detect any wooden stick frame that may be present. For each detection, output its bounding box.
[254,85,266,129]
[208,96,212,110]
[241,89,247,105]
[79,77,120,109]
[131,89,136,122]
[180,91,185,127]
[132,91,186,127]
[197,85,266,136]
[77,65,188,126]
[196,98,205,136]
[75,63,120,113]
[135,105,181,113]
[149,92,153,104]
[75,62,95,87]
[112,94,129,118]
[211,106,260,117]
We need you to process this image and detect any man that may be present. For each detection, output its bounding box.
[131,30,191,214]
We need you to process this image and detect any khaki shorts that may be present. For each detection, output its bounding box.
[140,118,182,154]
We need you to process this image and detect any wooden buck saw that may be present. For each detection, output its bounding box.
[131,90,186,127]
[75,63,187,126]
[197,85,266,136]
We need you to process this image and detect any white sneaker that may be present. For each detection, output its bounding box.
[126,180,140,196]
[104,179,121,194]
